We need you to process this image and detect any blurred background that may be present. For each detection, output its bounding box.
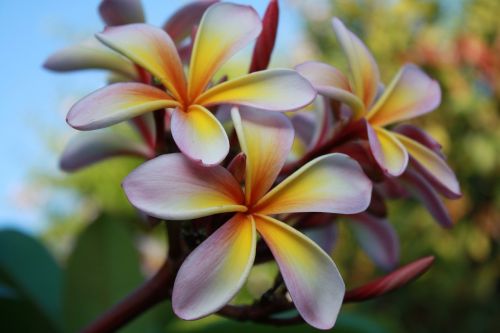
[0,0,498,332]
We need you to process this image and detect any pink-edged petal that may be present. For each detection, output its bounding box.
[349,213,399,270]
[332,18,380,108]
[231,107,294,205]
[345,256,434,302]
[99,0,145,26]
[195,69,316,111]
[59,130,152,172]
[367,125,409,176]
[367,64,441,126]
[249,0,279,72]
[304,223,338,254]
[254,214,344,330]
[254,153,372,215]
[173,213,256,320]
[401,168,453,228]
[394,133,461,198]
[171,105,229,165]
[187,2,261,99]
[43,37,138,78]
[96,24,187,101]
[393,124,444,158]
[296,61,365,118]
[290,111,315,148]
[163,0,218,44]
[67,82,179,130]
[123,153,246,220]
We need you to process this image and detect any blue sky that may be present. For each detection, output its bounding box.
[0,0,303,233]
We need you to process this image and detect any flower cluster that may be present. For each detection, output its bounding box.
[45,0,460,330]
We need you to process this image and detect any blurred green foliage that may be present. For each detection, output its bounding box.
[3,0,498,332]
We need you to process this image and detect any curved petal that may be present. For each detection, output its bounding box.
[122,153,246,220]
[395,133,460,198]
[296,61,364,118]
[99,0,145,26]
[254,153,372,215]
[367,126,409,176]
[188,2,262,99]
[60,130,152,172]
[96,24,186,101]
[231,107,294,205]
[67,83,179,130]
[393,124,444,158]
[173,213,255,320]
[367,64,441,127]
[332,18,380,108]
[171,105,229,165]
[349,213,399,270]
[195,69,316,111]
[43,37,138,78]
[163,0,218,44]
[254,215,344,330]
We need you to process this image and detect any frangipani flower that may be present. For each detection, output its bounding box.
[123,108,372,329]
[66,2,316,165]
[296,18,460,198]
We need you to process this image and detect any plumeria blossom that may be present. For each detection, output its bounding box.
[296,18,460,198]
[66,2,316,165]
[123,107,372,329]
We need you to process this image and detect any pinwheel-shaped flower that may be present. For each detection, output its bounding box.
[297,18,460,198]
[123,108,372,329]
[67,2,315,165]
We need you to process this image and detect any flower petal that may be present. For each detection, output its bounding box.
[304,223,338,254]
[60,130,152,172]
[43,37,138,78]
[296,61,365,118]
[367,126,409,176]
[254,153,372,215]
[195,69,316,111]
[393,124,444,158]
[96,24,186,101]
[332,18,380,108]
[171,105,229,165]
[254,214,344,330]
[249,0,279,72]
[231,107,294,205]
[401,168,453,228]
[163,0,218,44]
[349,213,399,270]
[122,153,246,220]
[173,213,256,320]
[67,83,179,130]
[188,2,261,99]
[367,64,441,127]
[99,0,145,26]
[395,133,461,198]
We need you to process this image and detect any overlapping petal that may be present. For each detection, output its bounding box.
[171,105,229,165]
[395,133,460,197]
[67,83,180,130]
[332,18,380,108]
[187,2,262,99]
[163,0,218,44]
[195,69,316,111]
[43,38,138,78]
[296,61,364,118]
[99,0,145,26]
[367,125,408,176]
[254,153,372,215]
[122,153,246,219]
[173,213,256,320]
[367,64,441,127]
[60,130,152,172]
[96,24,186,100]
[254,214,344,330]
[349,213,399,270]
[231,107,294,205]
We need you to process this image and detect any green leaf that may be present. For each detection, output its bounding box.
[0,228,63,332]
[63,215,169,333]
